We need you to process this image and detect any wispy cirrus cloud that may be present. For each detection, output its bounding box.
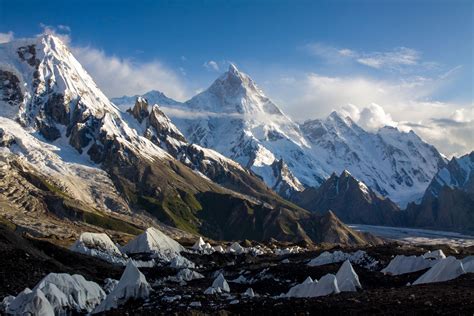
[203,60,220,71]
[305,42,433,72]
[356,47,420,69]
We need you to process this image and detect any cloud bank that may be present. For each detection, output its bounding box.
[0,31,14,44]
[73,46,188,100]
[269,71,472,157]
[37,24,189,101]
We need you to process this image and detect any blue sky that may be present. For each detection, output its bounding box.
[0,0,473,155]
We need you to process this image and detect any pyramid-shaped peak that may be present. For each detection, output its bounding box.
[128,97,149,123]
[40,33,63,43]
[221,63,248,83]
[340,170,352,178]
[327,111,349,122]
[36,33,71,53]
[325,111,363,131]
[228,63,240,74]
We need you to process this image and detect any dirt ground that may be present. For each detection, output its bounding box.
[1,225,473,315]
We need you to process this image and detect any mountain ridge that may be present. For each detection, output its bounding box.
[405,151,474,233]
[114,65,447,207]
[0,35,378,246]
[292,170,404,226]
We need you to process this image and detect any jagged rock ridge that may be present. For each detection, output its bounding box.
[116,65,446,207]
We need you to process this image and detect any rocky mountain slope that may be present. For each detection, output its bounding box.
[0,35,376,246]
[406,152,474,232]
[425,151,474,197]
[124,97,297,202]
[292,171,403,226]
[115,65,446,207]
[300,114,446,207]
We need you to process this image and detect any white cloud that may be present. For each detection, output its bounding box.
[278,72,458,123]
[338,48,356,57]
[417,107,474,157]
[57,25,71,32]
[161,105,296,127]
[264,70,472,157]
[35,24,188,100]
[38,23,71,44]
[305,43,353,64]
[0,31,14,44]
[162,106,240,119]
[356,47,420,69]
[340,103,403,131]
[203,60,220,71]
[358,103,398,130]
[306,42,425,71]
[73,46,188,100]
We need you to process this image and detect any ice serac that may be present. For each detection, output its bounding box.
[4,272,106,314]
[7,289,54,316]
[211,273,230,292]
[121,227,184,258]
[381,255,437,275]
[33,273,106,313]
[93,261,151,313]
[413,257,465,285]
[307,249,378,269]
[285,274,340,298]
[335,260,361,292]
[70,232,128,264]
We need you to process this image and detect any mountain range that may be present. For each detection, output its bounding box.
[0,34,472,250]
[405,152,474,232]
[0,35,382,246]
[113,63,473,234]
[113,64,447,208]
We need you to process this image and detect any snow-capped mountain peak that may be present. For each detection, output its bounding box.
[0,34,119,126]
[156,65,311,196]
[112,67,446,207]
[188,63,285,118]
[0,34,174,164]
[112,90,181,111]
[426,151,474,197]
[326,111,352,125]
